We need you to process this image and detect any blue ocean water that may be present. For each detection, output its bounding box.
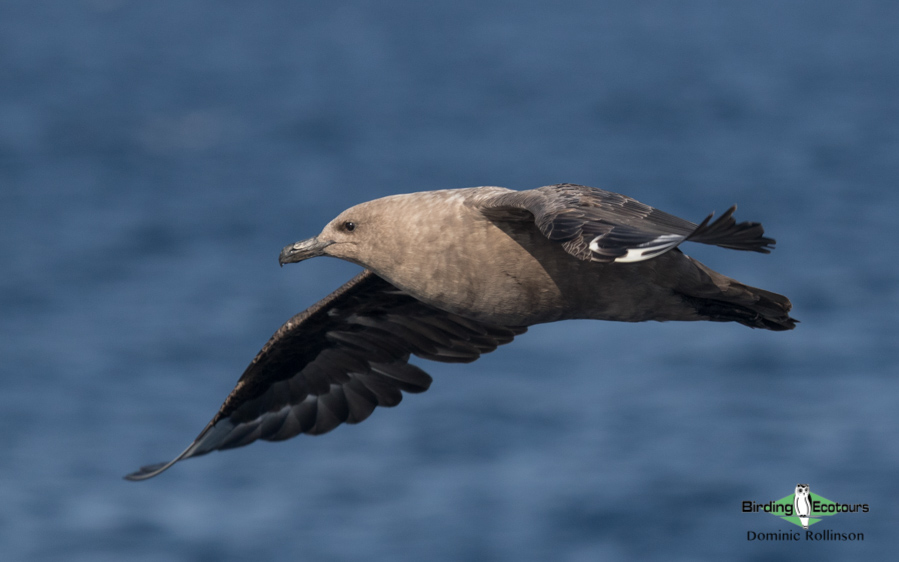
[2,1,897,560]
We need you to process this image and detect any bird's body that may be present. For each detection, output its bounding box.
[307,185,793,328]
[340,187,613,325]
[126,184,795,480]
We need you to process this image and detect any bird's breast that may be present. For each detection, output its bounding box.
[370,216,582,326]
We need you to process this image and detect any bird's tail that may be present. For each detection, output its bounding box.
[677,257,797,331]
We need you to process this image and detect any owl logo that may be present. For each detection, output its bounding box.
[794,484,811,529]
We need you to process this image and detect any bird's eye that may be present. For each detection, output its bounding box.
[343,221,356,232]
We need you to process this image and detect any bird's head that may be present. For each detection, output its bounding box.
[278,197,399,269]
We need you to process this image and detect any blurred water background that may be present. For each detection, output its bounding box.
[2,1,898,560]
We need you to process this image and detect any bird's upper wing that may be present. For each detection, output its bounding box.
[125,270,525,480]
[478,184,775,263]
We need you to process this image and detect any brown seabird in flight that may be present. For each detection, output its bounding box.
[125,183,796,480]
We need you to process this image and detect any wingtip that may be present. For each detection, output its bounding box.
[687,204,775,253]
[123,438,203,481]
[123,461,172,481]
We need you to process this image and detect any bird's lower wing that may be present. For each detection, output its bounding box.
[125,270,525,480]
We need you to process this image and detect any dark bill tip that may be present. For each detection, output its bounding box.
[279,237,332,266]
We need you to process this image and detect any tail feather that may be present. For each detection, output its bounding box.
[679,292,797,331]
[679,256,797,331]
